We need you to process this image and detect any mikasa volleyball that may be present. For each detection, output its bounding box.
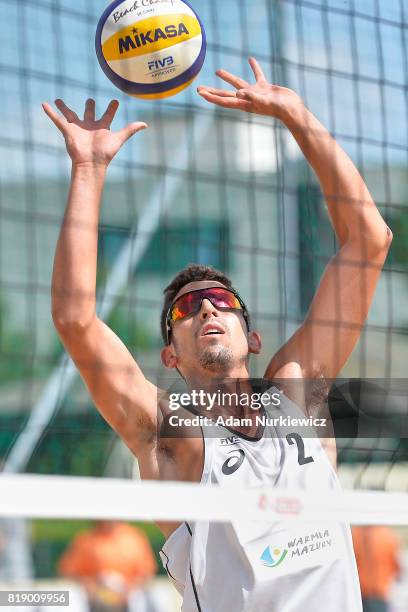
[96,0,206,100]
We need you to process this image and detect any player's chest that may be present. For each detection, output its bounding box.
[210,433,330,489]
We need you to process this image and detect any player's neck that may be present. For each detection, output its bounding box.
[184,372,262,435]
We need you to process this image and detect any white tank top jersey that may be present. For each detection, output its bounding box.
[159,386,363,612]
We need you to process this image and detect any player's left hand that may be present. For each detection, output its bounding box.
[198,58,303,120]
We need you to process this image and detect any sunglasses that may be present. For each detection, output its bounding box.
[166,286,250,344]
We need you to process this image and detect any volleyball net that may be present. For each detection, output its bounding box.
[0,474,408,525]
[0,0,407,599]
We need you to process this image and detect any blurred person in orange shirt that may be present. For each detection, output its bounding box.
[58,520,157,612]
[352,526,401,612]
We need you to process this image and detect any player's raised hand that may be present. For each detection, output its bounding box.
[198,58,303,120]
[42,99,147,167]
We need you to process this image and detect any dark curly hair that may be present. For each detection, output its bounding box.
[161,264,244,345]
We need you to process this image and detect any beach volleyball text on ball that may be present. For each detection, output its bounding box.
[96,0,206,100]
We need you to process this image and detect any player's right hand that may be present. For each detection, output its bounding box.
[42,99,147,168]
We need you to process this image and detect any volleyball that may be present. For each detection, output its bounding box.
[95,0,206,100]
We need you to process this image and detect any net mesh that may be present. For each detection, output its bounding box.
[0,0,407,601]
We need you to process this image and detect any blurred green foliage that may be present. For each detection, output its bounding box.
[389,206,408,271]
[0,297,63,386]
[107,302,156,351]
[0,412,112,476]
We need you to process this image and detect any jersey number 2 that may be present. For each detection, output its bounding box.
[286,433,314,465]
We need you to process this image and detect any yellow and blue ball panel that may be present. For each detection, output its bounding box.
[96,0,206,99]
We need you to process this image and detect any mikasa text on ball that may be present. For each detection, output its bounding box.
[96,0,206,100]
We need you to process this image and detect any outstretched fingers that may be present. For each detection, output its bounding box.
[42,102,68,133]
[55,99,80,123]
[198,88,252,111]
[248,57,266,82]
[197,86,237,99]
[215,69,249,90]
[117,121,148,144]
[99,100,120,127]
[84,98,96,122]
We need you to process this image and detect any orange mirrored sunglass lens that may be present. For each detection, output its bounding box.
[170,288,242,322]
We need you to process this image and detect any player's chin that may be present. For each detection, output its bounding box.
[198,344,234,372]
[197,332,230,346]
[197,335,230,353]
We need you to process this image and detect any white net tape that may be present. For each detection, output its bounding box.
[1,475,408,525]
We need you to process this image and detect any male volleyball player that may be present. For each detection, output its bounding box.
[44,58,392,611]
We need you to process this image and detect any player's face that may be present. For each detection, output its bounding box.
[162,280,261,377]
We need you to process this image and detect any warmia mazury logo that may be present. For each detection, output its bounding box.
[260,546,288,568]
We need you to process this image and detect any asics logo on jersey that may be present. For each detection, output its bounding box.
[221,449,245,475]
[260,546,288,568]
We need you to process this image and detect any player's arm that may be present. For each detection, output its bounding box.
[264,94,392,379]
[198,60,392,379]
[43,99,157,456]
